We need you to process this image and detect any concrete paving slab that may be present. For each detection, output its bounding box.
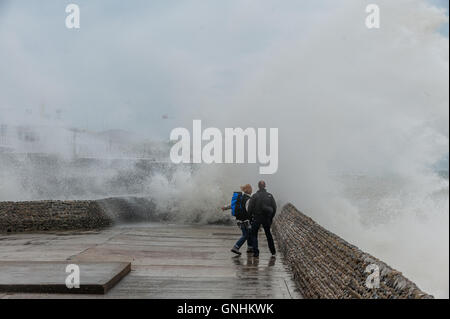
[0,261,131,294]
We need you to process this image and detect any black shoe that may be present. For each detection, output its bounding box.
[231,247,241,255]
[246,247,253,253]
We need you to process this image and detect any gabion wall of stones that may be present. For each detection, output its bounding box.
[273,203,432,299]
[0,200,112,233]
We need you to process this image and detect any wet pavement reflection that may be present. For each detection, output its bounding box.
[0,223,301,299]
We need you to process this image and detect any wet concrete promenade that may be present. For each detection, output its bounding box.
[0,223,301,298]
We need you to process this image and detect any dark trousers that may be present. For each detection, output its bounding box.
[251,218,276,255]
[234,221,253,249]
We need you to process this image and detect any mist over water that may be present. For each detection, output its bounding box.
[0,0,449,297]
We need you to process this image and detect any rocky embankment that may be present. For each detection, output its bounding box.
[273,203,433,299]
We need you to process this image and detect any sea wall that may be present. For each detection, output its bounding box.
[0,198,435,299]
[0,196,219,234]
[273,203,433,299]
[0,200,112,233]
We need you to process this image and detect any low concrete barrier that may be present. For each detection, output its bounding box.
[273,203,432,299]
[0,200,112,233]
[0,197,170,233]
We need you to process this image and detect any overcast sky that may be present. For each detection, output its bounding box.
[0,0,448,138]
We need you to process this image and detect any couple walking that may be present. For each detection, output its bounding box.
[222,180,277,258]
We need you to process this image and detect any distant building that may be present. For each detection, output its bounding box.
[0,122,168,161]
[0,106,169,160]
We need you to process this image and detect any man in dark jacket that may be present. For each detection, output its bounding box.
[248,180,277,258]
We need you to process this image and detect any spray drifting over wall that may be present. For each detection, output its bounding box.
[181,0,449,297]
